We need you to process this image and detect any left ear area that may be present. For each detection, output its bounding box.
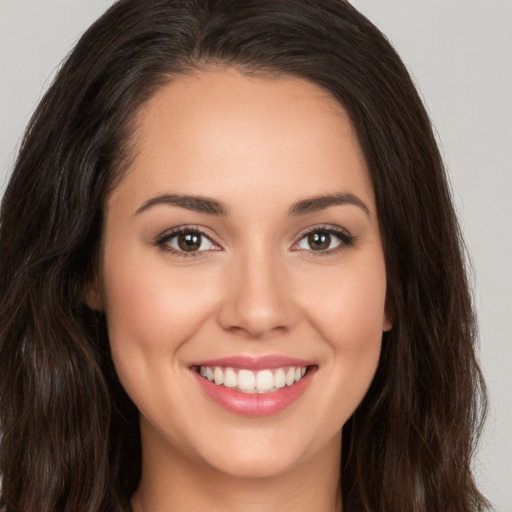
[84,277,103,312]
[382,295,395,332]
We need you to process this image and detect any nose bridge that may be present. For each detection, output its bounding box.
[217,242,295,337]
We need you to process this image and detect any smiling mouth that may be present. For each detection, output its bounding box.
[194,365,310,394]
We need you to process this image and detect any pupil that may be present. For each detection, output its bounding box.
[178,232,201,251]
[308,232,330,250]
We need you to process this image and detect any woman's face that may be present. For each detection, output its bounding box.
[94,68,391,479]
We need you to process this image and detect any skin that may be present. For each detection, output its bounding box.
[90,68,391,512]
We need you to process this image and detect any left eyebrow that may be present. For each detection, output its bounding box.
[288,193,370,217]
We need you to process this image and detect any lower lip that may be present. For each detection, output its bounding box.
[192,368,316,416]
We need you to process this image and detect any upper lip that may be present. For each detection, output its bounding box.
[190,355,316,371]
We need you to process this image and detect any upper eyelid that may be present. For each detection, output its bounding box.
[292,227,356,259]
[296,224,350,237]
[156,225,220,245]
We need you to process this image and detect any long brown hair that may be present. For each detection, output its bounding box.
[0,1,489,511]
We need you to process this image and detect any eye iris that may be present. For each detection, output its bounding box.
[177,232,201,251]
[308,231,331,250]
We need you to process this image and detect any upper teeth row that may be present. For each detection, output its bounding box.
[199,366,307,393]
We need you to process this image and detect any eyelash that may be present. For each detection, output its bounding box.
[155,225,356,258]
[293,225,356,256]
[155,226,220,258]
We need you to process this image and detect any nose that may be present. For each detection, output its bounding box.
[216,249,298,339]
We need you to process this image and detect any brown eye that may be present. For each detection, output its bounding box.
[307,231,331,251]
[177,232,202,252]
[161,229,217,253]
[296,228,353,253]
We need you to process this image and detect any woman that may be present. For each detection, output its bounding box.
[0,1,489,511]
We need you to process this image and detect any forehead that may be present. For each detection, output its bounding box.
[109,67,375,215]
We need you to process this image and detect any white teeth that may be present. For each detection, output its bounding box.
[213,367,224,385]
[285,367,295,386]
[238,369,256,391]
[199,365,309,393]
[224,367,237,388]
[256,369,274,392]
[274,368,286,388]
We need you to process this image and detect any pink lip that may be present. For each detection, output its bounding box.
[190,355,315,371]
[190,356,317,417]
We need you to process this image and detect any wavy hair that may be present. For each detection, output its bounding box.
[0,1,489,511]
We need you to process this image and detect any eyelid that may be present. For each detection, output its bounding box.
[155,225,222,256]
[154,223,355,258]
[291,224,356,254]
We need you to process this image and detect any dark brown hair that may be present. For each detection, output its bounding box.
[0,1,489,511]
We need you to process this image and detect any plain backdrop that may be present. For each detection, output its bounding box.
[1,1,511,510]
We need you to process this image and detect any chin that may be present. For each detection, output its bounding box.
[205,448,302,480]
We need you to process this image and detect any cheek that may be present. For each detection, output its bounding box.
[99,248,220,403]
[293,255,386,426]
[296,256,388,351]
[325,274,384,377]
[102,253,214,348]
[324,268,385,391]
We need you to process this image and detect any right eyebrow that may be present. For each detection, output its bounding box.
[134,194,229,216]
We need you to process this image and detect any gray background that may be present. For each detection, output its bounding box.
[1,1,511,510]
